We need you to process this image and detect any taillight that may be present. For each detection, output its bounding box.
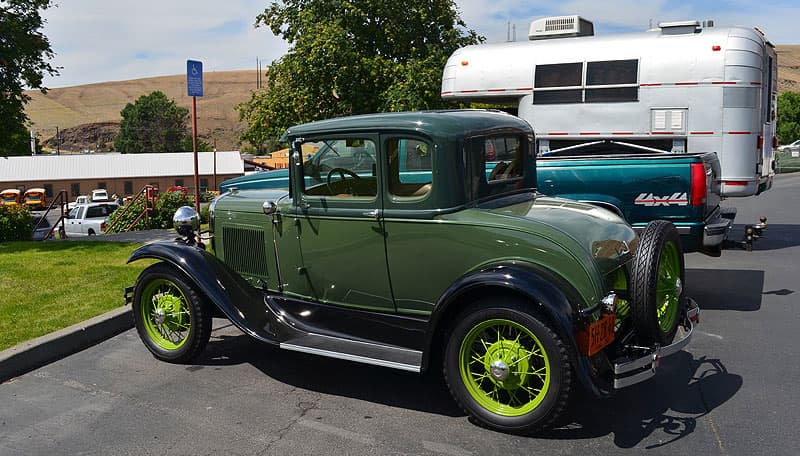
[773,136,779,148]
[101,222,106,232]
[690,163,706,206]
[757,135,763,149]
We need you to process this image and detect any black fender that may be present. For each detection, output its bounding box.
[127,240,278,345]
[424,261,608,397]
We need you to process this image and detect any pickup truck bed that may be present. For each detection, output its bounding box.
[537,149,732,254]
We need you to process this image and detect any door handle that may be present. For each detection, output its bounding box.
[363,209,380,219]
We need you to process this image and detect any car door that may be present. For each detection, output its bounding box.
[291,135,394,311]
[65,206,84,236]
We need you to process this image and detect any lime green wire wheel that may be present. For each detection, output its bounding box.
[139,278,191,350]
[458,319,551,416]
[656,240,681,333]
[631,220,686,345]
[444,299,571,434]
[132,262,212,363]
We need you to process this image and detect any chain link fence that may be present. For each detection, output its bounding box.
[775,150,800,174]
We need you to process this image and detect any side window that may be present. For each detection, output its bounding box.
[301,138,377,198]
[486,136,523,182]
[534,59,639,104]
[388,138,432,199]
[68,207,79,219]
[585,59,638,103]
[533,63,583,105]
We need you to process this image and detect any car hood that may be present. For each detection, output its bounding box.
[220,169,289,192]
[214,188,290,213]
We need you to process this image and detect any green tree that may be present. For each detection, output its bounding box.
[237,0,482,144]
[115,91,190,153]
[777,91,800,144]
[0,0,58,157]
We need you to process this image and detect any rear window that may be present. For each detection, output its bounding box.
[86,204,118,218]
[466,133,531,201]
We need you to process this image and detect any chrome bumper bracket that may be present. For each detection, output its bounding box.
[612,298,699,389]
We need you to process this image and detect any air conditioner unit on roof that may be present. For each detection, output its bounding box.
[528,15,594,40]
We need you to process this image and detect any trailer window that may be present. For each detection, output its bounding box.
[585,59,638,103]
[533,63,583,104]
[586,60,638,85]
[534,63,582,87]
[534,60,639,104]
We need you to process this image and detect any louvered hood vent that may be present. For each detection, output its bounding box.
[221,225,269,280]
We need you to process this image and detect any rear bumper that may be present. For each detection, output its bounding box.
[612,298,700,389]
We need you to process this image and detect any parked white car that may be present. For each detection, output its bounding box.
[67,195,90,210]
[91,189,110,202]
[777,140,800,154]
[64,202,119,236]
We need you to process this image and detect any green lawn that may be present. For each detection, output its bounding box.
[0,241,154,351]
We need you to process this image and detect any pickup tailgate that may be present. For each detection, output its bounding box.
[537,152,721,232]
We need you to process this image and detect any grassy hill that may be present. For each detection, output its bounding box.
[25,70,259,152]
[777,45,800,93]
[24,45,800,152]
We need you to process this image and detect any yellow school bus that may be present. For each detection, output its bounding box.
[1,189,21,206]
[23,188,47,211]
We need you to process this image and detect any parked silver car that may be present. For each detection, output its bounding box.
[777,140,800,154]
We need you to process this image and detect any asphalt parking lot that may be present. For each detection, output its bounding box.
[2,174,799,455]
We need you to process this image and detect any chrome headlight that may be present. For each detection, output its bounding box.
[173,206,200,238]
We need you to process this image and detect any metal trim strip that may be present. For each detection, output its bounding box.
[280,343,422,372]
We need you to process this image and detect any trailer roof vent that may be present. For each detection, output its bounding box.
[528,15,594,40]
[657,20,701,35]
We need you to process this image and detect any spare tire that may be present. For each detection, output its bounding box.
[630,220,685,345]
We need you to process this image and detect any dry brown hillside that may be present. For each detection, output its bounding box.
[25,70,260,152]
[23,46,800,152]
[777,45,800,93]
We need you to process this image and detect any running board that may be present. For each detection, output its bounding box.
[280,333,422,372]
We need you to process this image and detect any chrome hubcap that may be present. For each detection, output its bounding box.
[154,308,166,325]
[490,360,509,381]
[675,278,683,297]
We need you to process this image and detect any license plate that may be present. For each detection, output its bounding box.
[578,313,615,356]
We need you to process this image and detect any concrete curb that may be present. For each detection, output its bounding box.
[0,306,133,383]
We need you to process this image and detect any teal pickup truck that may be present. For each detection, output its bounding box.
[222,115,733,255]
[536,140,734,255]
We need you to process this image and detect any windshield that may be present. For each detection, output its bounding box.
[301,139,377,187]
[2,195,18,203]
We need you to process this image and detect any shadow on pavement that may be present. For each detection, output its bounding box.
[729,223,800,251]
[686,268,765,311]
[543,354,741,448]
[193,325,741,447]
[194,328,463,418]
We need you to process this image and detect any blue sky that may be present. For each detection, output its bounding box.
[40,0,798,88]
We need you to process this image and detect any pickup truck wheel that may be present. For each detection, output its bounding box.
[631,220,685,345]
[132,262,212,363]
[444,300,571,434]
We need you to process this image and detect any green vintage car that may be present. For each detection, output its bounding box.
[125,110,699,434]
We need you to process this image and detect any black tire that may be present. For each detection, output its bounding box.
[630,220,685,345]
[87,229,95,235]
[443,298,571,434]
[132,262,212,363]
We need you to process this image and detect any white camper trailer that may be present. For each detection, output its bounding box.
[442,16,778,197]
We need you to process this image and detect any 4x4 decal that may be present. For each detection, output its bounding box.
[634,192,688,207]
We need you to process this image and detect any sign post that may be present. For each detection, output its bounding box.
[187,60,204,212]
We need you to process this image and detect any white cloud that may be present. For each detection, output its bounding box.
[40,0,797,88]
